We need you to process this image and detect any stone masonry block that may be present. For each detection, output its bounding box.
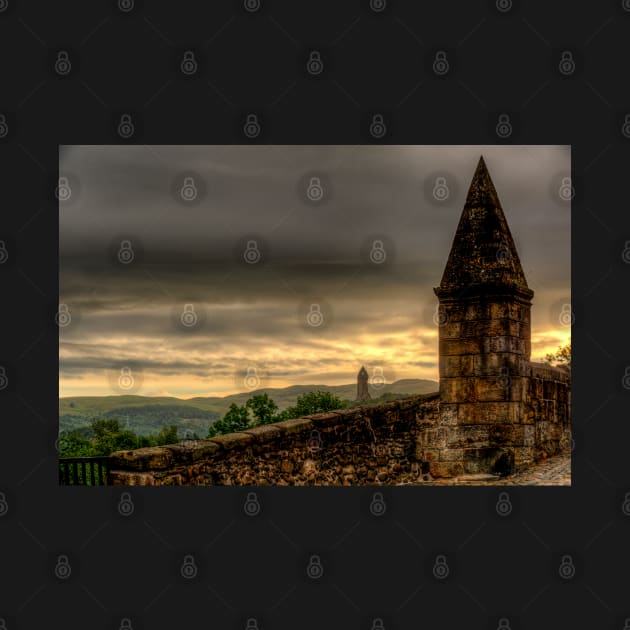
[457,401,522,424]
[429,461,464,478]
[439,403,458,426]
[446,425,490,449]
[440,338,482,356]
[440,354,474,378]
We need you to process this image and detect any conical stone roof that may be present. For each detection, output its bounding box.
[435,156,533,301]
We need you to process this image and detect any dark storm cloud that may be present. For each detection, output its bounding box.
[59,145,570,393]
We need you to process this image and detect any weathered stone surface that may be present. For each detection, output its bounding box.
[208,432,254,450]
[457,402,521,424]
[109,447,174,471]
[430,461,464,478]
[109,471,155,485]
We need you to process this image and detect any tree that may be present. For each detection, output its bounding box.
[246,394,278,427]
[285,390,343,418]
[544,343,571,369]
[207,403,250,437]
[155,424,179,445]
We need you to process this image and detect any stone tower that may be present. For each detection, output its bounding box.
[433,156,534,475]
[356,366,370,401]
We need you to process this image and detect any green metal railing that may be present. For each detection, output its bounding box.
[59,457,110,486]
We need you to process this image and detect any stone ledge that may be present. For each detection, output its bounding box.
[109,446,174,471]
[208,432,254,450]
[242,424,283,442]
[268,417,313,435]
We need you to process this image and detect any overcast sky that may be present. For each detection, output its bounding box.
[59,145,571,398]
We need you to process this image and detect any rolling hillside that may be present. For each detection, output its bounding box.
[59,378,438,436]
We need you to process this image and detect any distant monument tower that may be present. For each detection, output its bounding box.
[356,366,370,401]
[434,156,534,475]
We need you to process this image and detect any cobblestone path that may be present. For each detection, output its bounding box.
[412,454,571,486]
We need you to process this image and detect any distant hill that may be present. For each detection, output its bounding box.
[59,378,438,437]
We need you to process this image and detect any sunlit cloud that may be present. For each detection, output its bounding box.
[59,145,570,398]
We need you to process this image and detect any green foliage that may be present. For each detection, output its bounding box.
[207,403,250,437]
[58,419,183,458]
[544,343,571,369]
[155,424,179,445]
[246,393,279,427]
[284,390,343,418]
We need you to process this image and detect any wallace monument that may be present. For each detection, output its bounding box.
[106,156,571,485]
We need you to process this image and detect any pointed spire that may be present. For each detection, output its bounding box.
[435,156,533,299]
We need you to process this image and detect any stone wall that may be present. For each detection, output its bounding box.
[527,363,571,462]
[108,393,440,486]
[108,367,570,485]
